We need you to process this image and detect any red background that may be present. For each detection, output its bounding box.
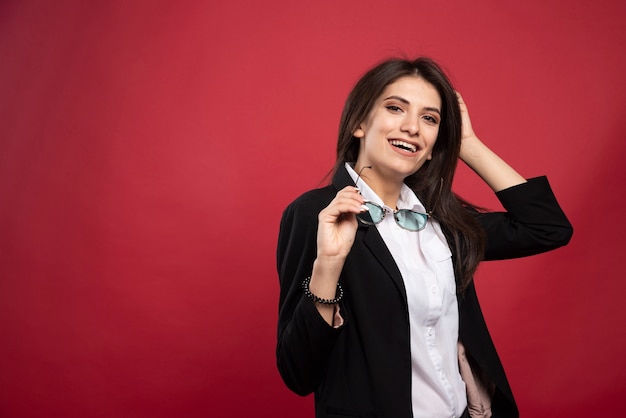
[1,1,625,417]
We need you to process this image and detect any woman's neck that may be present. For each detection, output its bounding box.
[375,184,402,209]
[354,165,403,208]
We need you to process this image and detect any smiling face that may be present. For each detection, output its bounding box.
[353,75,442,189]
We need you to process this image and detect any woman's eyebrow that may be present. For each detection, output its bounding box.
[384,95,441,115]
[384,95,410,104]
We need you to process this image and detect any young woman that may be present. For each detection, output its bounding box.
[276,57,572,418]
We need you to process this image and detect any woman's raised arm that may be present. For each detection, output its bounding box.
[457,93,527,192]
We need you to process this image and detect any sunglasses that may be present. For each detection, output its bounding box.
[354,166,430,232]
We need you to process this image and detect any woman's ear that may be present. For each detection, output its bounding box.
[353,127,365,138]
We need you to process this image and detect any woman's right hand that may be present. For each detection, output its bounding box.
[310,186,364,325]
[316,186,365,261]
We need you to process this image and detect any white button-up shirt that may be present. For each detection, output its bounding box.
[346,163,467,418]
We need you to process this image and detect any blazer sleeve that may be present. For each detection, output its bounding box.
[476,176,573,261]
[275,192,344,396]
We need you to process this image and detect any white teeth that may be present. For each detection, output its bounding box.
[389,140,417,152]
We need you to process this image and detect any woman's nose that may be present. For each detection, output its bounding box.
[401,115,419,136]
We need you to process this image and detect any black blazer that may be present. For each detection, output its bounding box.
[276,167,572,418]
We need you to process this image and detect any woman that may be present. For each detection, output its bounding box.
[276,57,572,418]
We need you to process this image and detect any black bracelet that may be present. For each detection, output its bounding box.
[302,276,343,305]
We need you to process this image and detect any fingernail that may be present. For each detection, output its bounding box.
[360,205,369,212]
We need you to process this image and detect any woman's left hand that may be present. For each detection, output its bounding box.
[455,91,527,191]
[457,92,477,142]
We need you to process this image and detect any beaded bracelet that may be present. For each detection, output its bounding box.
[302,276,343,305]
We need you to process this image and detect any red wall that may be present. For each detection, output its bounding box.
[1,1,625,416]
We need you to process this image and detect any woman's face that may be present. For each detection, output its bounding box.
[354,76,441,185]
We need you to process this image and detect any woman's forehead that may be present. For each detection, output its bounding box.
[378,76,441,107]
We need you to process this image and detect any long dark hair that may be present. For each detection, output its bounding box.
[333,57,485,291]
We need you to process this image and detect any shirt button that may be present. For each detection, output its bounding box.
[430,285,439,294]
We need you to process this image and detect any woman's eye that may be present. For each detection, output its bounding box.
[423,115,439,124]
[386,105,402,113]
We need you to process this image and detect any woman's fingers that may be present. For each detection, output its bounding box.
[319,186,364,220]
[316,186,365,259]
[456,91,476,141]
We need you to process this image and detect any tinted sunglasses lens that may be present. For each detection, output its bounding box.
[357,202,385,224]
[395,210,428,231]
